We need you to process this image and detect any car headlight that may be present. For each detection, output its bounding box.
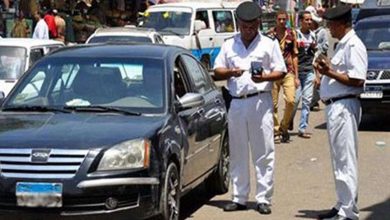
[97,139,151,171]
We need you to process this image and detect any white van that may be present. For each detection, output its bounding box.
[140,1,249,69]
[0,38,64,96]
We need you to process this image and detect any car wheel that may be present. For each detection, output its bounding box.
[206,135,230,195]
[159,162,180,220]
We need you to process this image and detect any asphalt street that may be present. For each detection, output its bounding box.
[179,97,390,220]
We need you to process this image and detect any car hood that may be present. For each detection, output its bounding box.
[368,50,390,69]
[0,113,168,149]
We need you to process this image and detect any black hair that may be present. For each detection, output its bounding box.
[298,11,311,21]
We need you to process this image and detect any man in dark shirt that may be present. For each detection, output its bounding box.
[290,11,316,139]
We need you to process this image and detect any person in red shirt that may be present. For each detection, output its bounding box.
[44,9,57,39]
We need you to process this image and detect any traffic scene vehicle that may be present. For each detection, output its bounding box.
[0,43,229,220]
[86,27,165,44]
[0,38,64,97]
[139,1,244,69]
[355,1,390,115]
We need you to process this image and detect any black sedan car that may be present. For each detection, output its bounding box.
[0,44,229,220]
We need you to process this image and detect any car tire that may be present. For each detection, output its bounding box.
[158,162,180,220]
[205,135,230,195]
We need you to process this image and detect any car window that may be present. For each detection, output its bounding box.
[46,45,62,53]
[196,10,210,28]
[212,10,234,33]
[0,46,27,80]
[141,11,192,35]
[14,70,46,102]
[181,55,211,94]
[356,22,390,50]
[29,48,44,66]
[6,57,166,114]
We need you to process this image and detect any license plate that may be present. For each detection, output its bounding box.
[16,182,62,207]
[361,86,383,99]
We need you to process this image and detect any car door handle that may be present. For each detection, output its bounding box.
[205,109,223,121]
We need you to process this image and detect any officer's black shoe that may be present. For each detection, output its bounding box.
[280,130,290,143]
[223,202,247,212]
[317,207,339,219]
[256,203,272,215]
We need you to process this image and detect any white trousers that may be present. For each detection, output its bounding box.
[325,98,361,220]
[228,93,275,205]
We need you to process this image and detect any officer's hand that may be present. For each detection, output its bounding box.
[251,74,264,83]
[230,68,244,77]
[314,57,330,76]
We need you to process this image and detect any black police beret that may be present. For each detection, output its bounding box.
[323,5,352,20]
[236,1,261,22]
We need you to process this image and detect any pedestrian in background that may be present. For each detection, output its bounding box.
[213,1,286,215]
[306,5,329,111]
[32,10,49,39]
[314,5,367,220]
[267,10,298,143]
[11,10,30,38]
[290,10,316,139]
[44,9,57,39]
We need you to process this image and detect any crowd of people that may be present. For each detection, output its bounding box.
[4,0,177,43]
[214,1,367,220]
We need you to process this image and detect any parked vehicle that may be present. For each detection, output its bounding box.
[139,1,245,69]
[0,44,229,220]
[0,38,64,97]
[354,3,390,115]
[86,27,165,44]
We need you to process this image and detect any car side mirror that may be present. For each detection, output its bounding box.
[176,93,205,110]
[194,20,207,33]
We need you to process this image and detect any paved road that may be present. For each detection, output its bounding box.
[179,100,390,220]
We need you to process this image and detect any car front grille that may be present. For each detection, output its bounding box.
[0,149,88,179]
[380,70,390,80]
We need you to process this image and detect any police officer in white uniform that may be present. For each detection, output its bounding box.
[314,5,367,220]
[213,1,286,215]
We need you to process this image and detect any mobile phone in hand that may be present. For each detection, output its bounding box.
[251,61,263,76]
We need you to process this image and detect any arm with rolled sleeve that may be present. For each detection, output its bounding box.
[314,37,367,87]
[346,42,367,81]
[214,42,244,80]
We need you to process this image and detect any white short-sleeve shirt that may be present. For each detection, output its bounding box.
[320,30,368,100]
[214,33,287,97]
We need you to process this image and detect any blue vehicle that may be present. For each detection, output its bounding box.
[355,4,390,115]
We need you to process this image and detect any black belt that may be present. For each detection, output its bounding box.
[232,91,269,99]
[322,95,358,106]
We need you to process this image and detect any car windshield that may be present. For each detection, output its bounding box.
[141,11,192,35]
[88,35,153,43]
[0,46,27,80]
[355,22,390,50]
[4,57,166,114]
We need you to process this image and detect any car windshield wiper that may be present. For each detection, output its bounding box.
[64,105,142,116]
[2,105,72,113]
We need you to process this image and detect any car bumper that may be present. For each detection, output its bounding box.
[0,177,161,220]
[360,83,390,114]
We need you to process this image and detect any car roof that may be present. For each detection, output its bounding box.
[0,38,64,47]
[92,27,159,36]
[48,43,187,59]
[148,1,243,11]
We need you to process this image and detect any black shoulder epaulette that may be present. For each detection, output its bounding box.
[263,34,276,41]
